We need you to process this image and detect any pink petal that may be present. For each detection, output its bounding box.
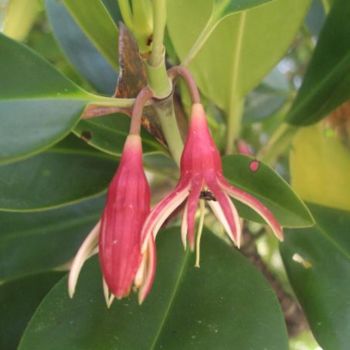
[208,180,241,244]
[220,179,283,240]
[186,179,202,250]
[141,182,190,249]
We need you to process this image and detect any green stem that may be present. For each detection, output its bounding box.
[149,0,166,67]
[143,0,183,165]
[258,123,298,166]
[321,0,332,13]
[225,95,244,154]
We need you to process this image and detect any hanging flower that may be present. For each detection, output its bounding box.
[68,88,156,306]
[141,103,283,256]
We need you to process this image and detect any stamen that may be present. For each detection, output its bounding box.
[195,200,206,268]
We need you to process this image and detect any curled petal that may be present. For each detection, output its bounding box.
[221,179,283,240]
[138,235,157,304]
[207,199,241,247]
[209,180,241,245]
[141,183,190,250]
[68,221,100,298]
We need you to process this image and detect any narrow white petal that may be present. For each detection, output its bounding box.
[208,201,237,246]
[68,221,100,298]
[224,193,242,248]
[181,201,189,250]
[102,277,115,308]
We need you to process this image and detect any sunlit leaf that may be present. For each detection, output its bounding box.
[290,123,350,211]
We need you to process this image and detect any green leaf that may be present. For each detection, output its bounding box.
[167,0,272,68]
[280,204,350,350]
[0,195,104,281]
[62,0,119,70]
[0,33,94,164]
[2,0,41,41]
[290,124,350,211]
[45,0,117,94]
[0,272,64,350]
[167,0,310,115]
[0,138,116,211]
[287,0,350,125]
[223,155,314,227]
[19,228,288,350]
[75,114,165,156]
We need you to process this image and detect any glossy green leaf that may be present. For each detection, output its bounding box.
[0,272,64,350]
[75,114,165,156]
[0,33,94,164]
[46,0,117,94]
[19,228,288,350]
[2,0,41,41]
[62,0,119,69]
[0,139,116,211]
[290,123,350,211]
[167,0,310,116]
[280,204,350,350]
[287,0,350,125]
[223,155,314,227]
[0,195,104,281]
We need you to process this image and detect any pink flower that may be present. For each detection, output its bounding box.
[68,134,156,306]
[141,103,283,254]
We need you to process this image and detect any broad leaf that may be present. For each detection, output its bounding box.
[2,0,41,41]
[0,138,116,211]
[0,195,104,281]
[223,155,314,227]
[19,228,288,350]
[280,204,350,350]
[290,123,350,211]
[46,0,117,94]
[0,33,95,164]
[75,114,165,156]
[167,0,310,117]
[0,272,64,350]
[167,0,272,68]
[287,0,350,125]
[62,0,119,70]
